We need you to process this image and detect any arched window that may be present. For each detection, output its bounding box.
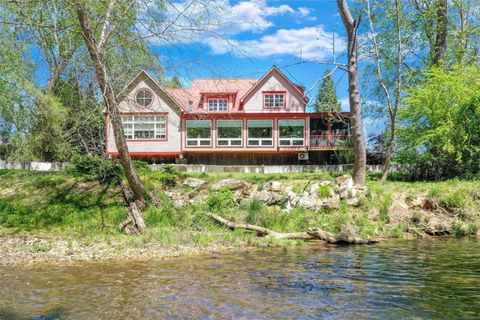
[135,89,153,107]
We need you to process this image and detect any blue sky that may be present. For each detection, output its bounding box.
[152,0,351,112]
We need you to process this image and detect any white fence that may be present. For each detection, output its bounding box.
[0,160,66,171]
[151,164,404,174]
[0,160,403,174]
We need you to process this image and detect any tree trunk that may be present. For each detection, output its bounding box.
[73,1,147,205]
[432,0,448,65]
[380,0,402,184]
[337,0,367,185]
[381,121,396,184]
[206,213,378,244]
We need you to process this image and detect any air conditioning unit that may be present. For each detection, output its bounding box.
[298,152,309,161]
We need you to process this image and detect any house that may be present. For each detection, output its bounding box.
[106,66,351,165]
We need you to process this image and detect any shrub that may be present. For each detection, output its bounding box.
[68,155,121,184]
[441,190,469,210]
[450,220,478,237]
[134,160,150,171]
[317,185,331,198]
[245,198,264,224]
[206,188,235,211]
[159,174,177,187]
[157,164,178,187]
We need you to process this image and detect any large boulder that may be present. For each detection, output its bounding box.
[336,175,354,199]
[389,194,412,224]
[213,179,247,191]
[368,208,380,220]
[322,194,340,209]
[256,189,281,205]
[297,195,319,211]
[264,181,282,192]
[183,178,207,189]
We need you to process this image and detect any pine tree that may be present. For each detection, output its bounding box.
[315,71,341,112]
[166,75,182,89]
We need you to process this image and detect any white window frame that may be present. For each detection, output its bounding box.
[186,120,212,147]
[247,119,274,147]
[208,98,229,112]
[135,89,153,107]
[263,93,285,109]
[216,120,243,147]
[121,115,167,140]
[278,119,305,146]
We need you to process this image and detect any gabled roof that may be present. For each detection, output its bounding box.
[116,70,184,113]
[166,78,257,112]
[118,66,307,114]
[239,65,307,107]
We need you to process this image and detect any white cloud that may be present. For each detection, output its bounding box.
[139,1,341,61]
[205,26,346,61]
[298,7,311,17]
[155,0,311,40]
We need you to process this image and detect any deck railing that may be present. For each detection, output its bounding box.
[309,134,351,148]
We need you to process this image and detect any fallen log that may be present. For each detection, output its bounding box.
[307,228,378,244]
[206,213,315,240]
[206,212,378,245]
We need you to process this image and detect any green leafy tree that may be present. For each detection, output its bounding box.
[397,65,480,179]
[165,75,182,89]
[315,71,341,112]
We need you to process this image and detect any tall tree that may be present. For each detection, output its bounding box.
[366,0,404,184]
[166,75,182,89]
[71,0,148,206]
[315,72,341,113]
[411,0,449,66]
[337,0,367,185]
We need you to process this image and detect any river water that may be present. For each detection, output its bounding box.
[1,238,479,319]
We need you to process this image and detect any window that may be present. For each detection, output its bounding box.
[310,119,329,135]
[217,120,242,146]
[247,120,273,146]
[186,120,212,146]
[331,121,351,135]
[264,93,285,108]
[135,89,153,107]
[208,98,228,112]
[279,119,305,146]
[121,115,166,140]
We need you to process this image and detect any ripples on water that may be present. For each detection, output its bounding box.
[1,238,479,319]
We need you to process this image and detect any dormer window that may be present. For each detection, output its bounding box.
[135,89,153,107]
[263,91,285,109]
[208,98,228,112]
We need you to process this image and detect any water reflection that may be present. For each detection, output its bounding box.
[1,238,479,319]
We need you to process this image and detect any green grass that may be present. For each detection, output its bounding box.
[0,169,479,250]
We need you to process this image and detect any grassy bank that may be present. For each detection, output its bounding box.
[1,168,479,264]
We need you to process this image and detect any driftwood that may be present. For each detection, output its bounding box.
[307,228,378,244]
[206,213,378,245]
[119,182,146,234]
[206,213,315,240]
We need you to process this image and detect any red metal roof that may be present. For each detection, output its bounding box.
[166,78,257,113]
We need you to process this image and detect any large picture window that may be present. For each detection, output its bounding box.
[186,120,212,146]
[217,120,242,146]
[279,119,305,146]
[121,115,166,140]
[263,93,285,108]
[247,119,273,146]
[208,98,228,112]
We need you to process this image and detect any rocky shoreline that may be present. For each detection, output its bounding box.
[0,234,253,267]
